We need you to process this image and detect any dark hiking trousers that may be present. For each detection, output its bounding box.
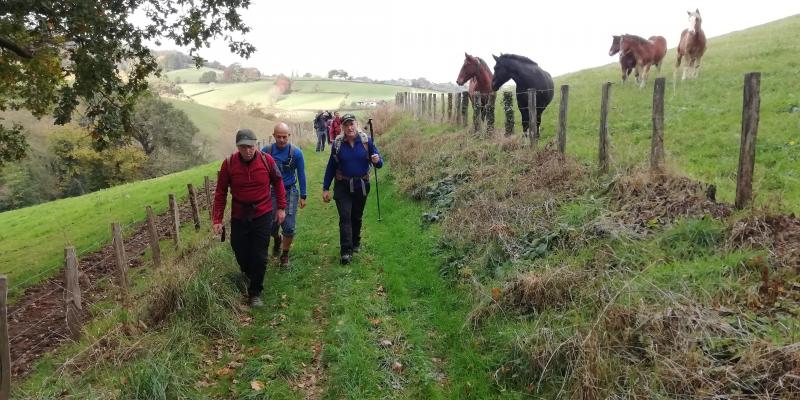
[316,130,327,152]
[333,178,370,256]
[230,212,273,297]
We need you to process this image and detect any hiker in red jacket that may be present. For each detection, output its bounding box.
[328,111,342,143]
[213,128,286,307]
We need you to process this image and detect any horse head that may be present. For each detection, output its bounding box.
[687,9,702,34]
[491,54,512,92]
[456,52,480,86]
[609,35,622,56]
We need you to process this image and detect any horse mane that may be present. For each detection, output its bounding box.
[497,53,539,66]
[622,34,649,44]
[476,57,490,70]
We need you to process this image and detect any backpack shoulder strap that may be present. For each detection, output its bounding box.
[359,131,371,159]
[333,134,344,163]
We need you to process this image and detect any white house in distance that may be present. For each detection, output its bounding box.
[355,99,381,108]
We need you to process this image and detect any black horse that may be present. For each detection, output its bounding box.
[491,54,554,133]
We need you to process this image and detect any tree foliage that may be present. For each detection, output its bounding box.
[327,69,349,79]
[0,0,255,165]
[130,94,199,157]
[199,70,217,83]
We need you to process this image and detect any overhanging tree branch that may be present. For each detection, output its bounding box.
[0,37,33,59]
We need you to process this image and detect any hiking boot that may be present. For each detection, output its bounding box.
[249,296,264,308]
[279,252,290,268]
[340,253,352,265]
[272,234,282,257]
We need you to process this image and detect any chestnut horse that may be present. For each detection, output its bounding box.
[619,34,667,88]
[456,52,493,121]
[609,35,637,84]
[677,9,707,80]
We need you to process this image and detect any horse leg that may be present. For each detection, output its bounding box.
[520,108,530,136]
[693,59,701,79]
[639,64,651,89]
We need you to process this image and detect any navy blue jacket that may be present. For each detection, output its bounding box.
[323,135,383,191]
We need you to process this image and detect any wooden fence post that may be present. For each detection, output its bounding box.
[486,93,495,134]
[503,91,514,135]
[0,276,11,400]
[461,92,469,128]
[473,92,482,133]
[168,193,180,246]
[441,93,446,122]
[432,93,437,121]
[145,206,161,268]
[64,246,82,339]
[187,184,201,231]
[447,93,454,123]
[527,89,538,148]
[735,72,761,209]
[204,176,213,220]
[111,223,129,301]
[558,85,569,155]
[598,82,612,174]
[650,77,666,172]
[454,93,461,125]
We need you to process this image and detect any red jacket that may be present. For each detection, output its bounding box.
[213,151,286,224]
[329,116,342,142]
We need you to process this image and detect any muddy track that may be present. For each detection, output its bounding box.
[8,188,213,378]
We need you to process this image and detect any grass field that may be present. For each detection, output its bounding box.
[0,162,218,299]
[164,66,224,83]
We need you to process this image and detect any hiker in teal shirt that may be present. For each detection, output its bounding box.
[261,122,307,268]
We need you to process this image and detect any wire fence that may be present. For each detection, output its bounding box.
[0,174,220,387]
[396,71,764,208]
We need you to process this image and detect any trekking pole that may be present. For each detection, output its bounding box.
[367,118,382,222]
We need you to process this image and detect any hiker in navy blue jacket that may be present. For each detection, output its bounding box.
[322,113,383,264]
[261,122,307,268]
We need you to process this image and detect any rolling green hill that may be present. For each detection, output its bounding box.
[176,77,437,114]
[164,66,223,83]
[164,98,276,158]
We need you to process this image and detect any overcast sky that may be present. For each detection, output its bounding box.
[145,0,799,83]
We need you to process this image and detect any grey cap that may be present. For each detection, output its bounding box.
[235,129,257,146]
[341,113,356,123]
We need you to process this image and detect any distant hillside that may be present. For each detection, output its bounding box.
[164,98,276,158]
[173,76,439,120]
[164,67,224,83]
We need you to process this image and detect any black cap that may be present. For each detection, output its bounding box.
[235,129,257,146]
[341,114,356,123]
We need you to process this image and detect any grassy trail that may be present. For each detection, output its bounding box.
[203,149,515,399]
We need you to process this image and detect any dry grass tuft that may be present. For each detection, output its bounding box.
[729,213,800,270]
[501,267,585,314]
[610,170,731,230]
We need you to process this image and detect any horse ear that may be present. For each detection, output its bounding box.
[464,52,470,58]
[492,54,499,62]
[687,10,691,15]
[695,8,700,14]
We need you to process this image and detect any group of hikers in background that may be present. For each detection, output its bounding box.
[313,110,343,152]
[213,114,382,307]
